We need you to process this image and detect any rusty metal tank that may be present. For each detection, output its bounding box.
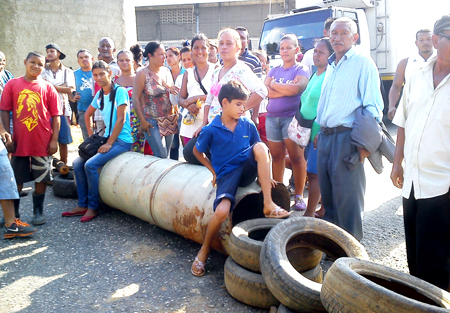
[98,152,289,254]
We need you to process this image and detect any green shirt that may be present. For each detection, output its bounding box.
[300,72,325,141]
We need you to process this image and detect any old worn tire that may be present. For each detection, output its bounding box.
[302,264,323,284]
[321,258,450,313]
[260,217,369,312]
[228,218,283,272]
[224,257,279,309]
[286,242,323,273]
[229,218,322,273]
[52,171,78,198]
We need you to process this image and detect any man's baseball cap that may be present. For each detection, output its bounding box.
[45,43,66,60]
[433,15,450,35]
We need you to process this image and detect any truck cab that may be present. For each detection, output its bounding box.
[259,6,370,65]
[258,0,397,113]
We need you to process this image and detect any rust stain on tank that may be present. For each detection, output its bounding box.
[173,206,227,254]
[173,206,205,243]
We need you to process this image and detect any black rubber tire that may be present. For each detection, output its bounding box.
[286,241,323,274]
[321,257,450,313]
[228,218,282,272]
[229,218,323,273]
[224,257,280,309]
[277,265,323,313]
[52,171,78,198]
[301,264,323,284]
[260,217,369,313]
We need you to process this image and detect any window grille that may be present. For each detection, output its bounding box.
[159,8,194,24]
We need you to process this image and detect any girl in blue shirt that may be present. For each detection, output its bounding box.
[63,61,132,222]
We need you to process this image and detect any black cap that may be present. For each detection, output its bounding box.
[45,43,66,60]
[434,15,450,35]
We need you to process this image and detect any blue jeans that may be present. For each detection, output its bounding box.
[73,139,131,210]
[143,118,174,158]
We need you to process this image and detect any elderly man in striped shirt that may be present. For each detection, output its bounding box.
[316,17,384,241]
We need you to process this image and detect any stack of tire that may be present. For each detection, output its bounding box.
[52,168,78,199]
[224,218,324,310]
[226,216,450,312]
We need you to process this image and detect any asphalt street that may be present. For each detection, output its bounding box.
[0,120,405,313]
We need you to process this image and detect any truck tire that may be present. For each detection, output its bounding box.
[52,171,78,199]
[229,218,322,272]
[224,257,279,309]
[321,257,450,313]
[260,217,369,313]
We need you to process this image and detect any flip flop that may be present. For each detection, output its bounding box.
[314,212,324,218]
[191,257,206,277]
[265,206,292,219]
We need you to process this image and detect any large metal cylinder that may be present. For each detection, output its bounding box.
[98,152,289,254]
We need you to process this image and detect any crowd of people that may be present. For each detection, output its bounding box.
[0,15,450,293]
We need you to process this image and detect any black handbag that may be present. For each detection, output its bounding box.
[78,86,117,160]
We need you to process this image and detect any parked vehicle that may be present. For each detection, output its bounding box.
[258,0,442,112]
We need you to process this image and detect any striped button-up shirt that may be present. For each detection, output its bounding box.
[316,47,383,128]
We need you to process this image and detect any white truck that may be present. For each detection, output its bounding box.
[258,0,446,112]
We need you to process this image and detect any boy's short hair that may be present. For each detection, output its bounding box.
[26,51,45,60]
[218,80,249,107]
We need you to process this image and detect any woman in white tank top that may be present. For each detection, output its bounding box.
[178,33,215,145]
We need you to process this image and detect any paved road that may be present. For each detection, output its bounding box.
[0,121,405,313]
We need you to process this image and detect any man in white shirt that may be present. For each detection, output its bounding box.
[40,43,75,165]
[391,15,450,291]
[387,29,436,120]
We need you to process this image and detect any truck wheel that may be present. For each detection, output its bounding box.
[321,257,450,313]
[229,218,322,272]
[52,171,78,199]
[260,217,369,312]
[224,257,279,309]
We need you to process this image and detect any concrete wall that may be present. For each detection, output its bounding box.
[0,0,137,76]
[136,1,293,44]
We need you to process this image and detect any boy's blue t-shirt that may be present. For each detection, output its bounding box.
[196,115,260,179]
[74,68,94,111]
[91,86,133,144]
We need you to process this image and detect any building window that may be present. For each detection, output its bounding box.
[159,8,194,24]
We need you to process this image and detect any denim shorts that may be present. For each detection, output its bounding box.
[265,116,293,142]
[0,150,19,200]
[59,116,73,145]
[214,145,257,211]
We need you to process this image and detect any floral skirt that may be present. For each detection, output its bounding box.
[130,107,145,153]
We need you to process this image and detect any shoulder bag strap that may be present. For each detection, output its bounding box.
[107,85,118,138]
[194,66,208,95]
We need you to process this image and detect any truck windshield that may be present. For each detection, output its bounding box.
[259,9,332,55]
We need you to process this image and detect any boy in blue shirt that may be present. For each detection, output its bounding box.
[191,80,291,277]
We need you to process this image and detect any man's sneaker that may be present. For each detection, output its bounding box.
[294,195,307,211]
[4,219,37,239]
